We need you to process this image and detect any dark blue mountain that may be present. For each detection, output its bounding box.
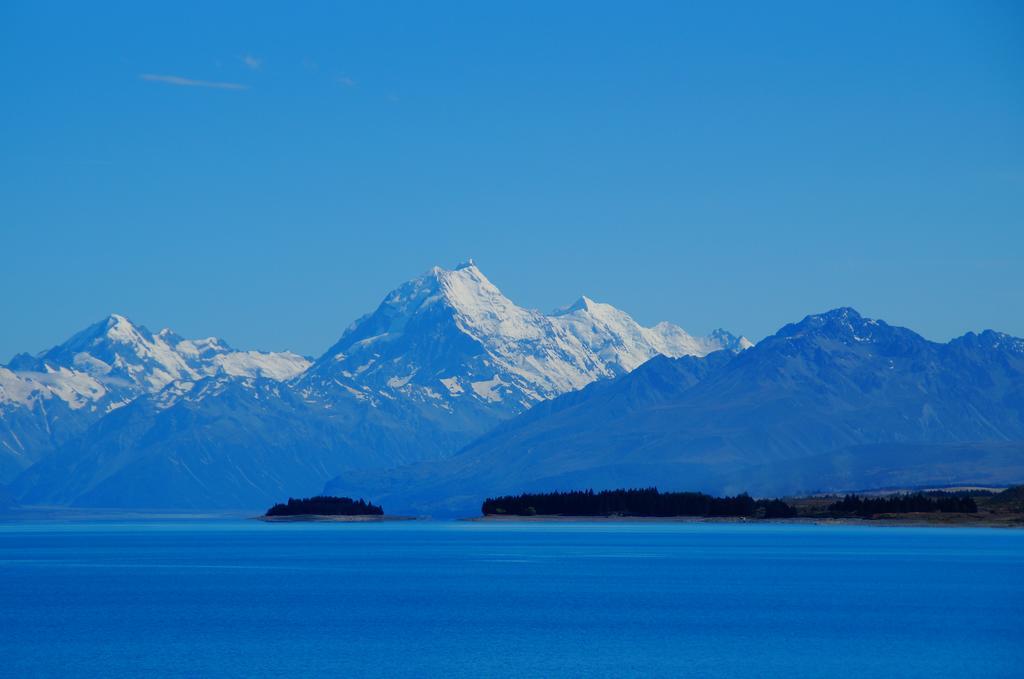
[324,308,1024,515]
[12,373,481,510]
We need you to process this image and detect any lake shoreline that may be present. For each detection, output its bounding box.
[469,513,1024,528]
[256,514,419,523]
[2,508,1020,528]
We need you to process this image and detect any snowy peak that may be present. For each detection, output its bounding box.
[551,296,594,315]
[552,295,612,317]
[1,314,310,412]
[32,313,207,393]
[101,313,141,342]
[550,295,744,373]
[309,262,750,412]
[417,261,530,336]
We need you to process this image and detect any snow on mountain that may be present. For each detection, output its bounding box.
[209,351,313,381]
[3,314,310,409]
[323,308,1024,516]
[0,314,310,479]
[302,261,749,413]
[4,262,749,504]
[551,296,748,375]
[0,365,107,412]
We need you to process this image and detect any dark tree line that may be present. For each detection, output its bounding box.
[759,498,800,519]
[827,493,977,516]
[266,495,383,517]
[481,488,797,518]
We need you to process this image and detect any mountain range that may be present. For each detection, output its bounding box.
[4,263,1021,513]
[0,314,310,481]
[323,307,1024,515]
[3,262,748,509]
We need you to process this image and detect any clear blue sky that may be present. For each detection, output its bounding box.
[2,1,1021,359]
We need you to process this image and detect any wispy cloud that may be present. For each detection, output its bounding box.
[336,76,356,87]
[140,73,249,90]
[241,54,262,70]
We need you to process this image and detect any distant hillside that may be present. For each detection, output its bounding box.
[325,308,1024,516]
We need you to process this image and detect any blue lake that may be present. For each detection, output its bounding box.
[1,520,1022,677]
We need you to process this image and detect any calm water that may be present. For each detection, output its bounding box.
[1,520,1021,677]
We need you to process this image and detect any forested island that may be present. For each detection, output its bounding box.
[481,488,797,519]
[264,495,384,518]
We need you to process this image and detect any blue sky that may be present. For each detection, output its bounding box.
[1,1,1021,359]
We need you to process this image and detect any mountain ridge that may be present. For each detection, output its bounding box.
[5,262,747,507]
[322,307,1024,515]
[0,313,310,480]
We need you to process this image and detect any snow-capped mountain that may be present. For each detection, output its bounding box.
[550,295,752,376]
[6,262,750,508]
[300,260,748,415]
[0,314,309,480]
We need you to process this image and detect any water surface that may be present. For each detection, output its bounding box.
[1,520,1021,677]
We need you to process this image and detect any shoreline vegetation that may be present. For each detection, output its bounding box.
[477,487,1024,527]
[481,488,797,519]
[4,488,1020,528]
[258,514,417,522]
